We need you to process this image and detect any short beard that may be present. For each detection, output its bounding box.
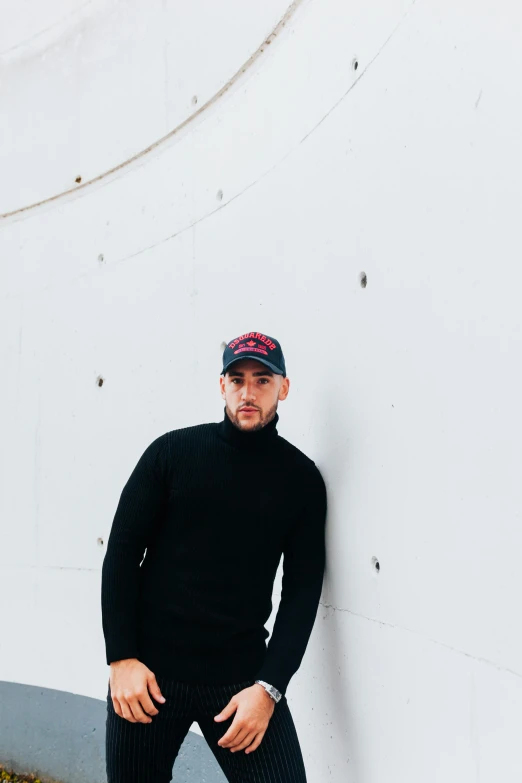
[226,400,278,432]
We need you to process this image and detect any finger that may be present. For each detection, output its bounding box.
[245,732,264,754]
[231,731,257,752]
[128,695,153,723]
[141,691,160,717]
[147,674,166,704]
[119,699,138,723]
[112,696,123,719]
[227,728,250,750]
[215,699,237,721]
[218,721,242,747]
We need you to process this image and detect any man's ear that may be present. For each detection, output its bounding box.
[278,376,290,401]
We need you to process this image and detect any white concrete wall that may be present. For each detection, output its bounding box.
[1,1,522,780]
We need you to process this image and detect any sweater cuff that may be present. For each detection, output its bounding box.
[253,663,290,697]
[105,645,140,666]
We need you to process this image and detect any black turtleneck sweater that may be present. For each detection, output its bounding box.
[101,407,327,696]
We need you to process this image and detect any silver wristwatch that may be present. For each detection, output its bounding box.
[255,679,282,702]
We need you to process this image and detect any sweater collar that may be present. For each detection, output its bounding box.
[217,406,279,450]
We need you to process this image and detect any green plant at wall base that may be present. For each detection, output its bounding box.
[0,762,63,783]
[0,763,43,782]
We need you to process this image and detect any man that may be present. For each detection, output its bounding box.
[101,331,328,782]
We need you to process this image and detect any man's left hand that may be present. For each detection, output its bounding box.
[214,683,276,754]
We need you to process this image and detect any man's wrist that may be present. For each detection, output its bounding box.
[254,679,282,702]
[110,657,139,667]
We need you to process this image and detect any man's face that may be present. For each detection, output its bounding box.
[219,358,290,431]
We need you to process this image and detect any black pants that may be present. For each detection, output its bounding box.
[105,673,307,782]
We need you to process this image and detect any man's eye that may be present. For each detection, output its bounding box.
[231,378,268,383]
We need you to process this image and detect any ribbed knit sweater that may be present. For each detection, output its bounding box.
[101,407,327,696]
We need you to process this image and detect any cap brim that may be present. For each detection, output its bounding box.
[221,356,284,375]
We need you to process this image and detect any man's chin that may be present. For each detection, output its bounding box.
[238,418,260,429]
[236,414,263,430]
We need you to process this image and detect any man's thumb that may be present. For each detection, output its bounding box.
[214,699,235,721]
[148,673,166,703]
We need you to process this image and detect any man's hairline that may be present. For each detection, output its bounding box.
[228,368,270,375]
[223,368,286,379]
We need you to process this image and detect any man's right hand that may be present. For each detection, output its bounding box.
[109,658,166,723]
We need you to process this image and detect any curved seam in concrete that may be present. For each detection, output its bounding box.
[0,0,305,221]
[0,0,417,306]
[105,0,419,268]
[0,0,418,302]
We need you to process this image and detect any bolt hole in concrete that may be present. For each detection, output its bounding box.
[75,175,82,183]
[96,375,104,387]
[98,253,105,263]
[97,537,104,547]
[371,556,380,573]
[192,95,198,105]
[216,189,224,201]
[352,57,359,71]
[359,271,367,287]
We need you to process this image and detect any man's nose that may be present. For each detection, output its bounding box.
[241,383,256,399]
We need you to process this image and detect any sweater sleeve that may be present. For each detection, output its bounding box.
[254,464,327,696]
[101,434,170,665]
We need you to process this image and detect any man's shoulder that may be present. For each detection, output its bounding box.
[157,421,216,444]
[277,435,324,480]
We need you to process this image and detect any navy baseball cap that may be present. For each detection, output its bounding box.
[221,332,286,376]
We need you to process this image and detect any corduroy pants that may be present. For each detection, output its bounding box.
[105,673,307,782]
